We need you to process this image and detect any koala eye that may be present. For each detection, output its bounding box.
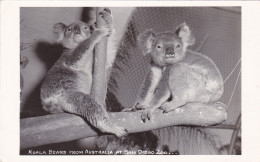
[84,26,88,30]
[176,44,182,48]
[157,45,162,49]
[67,28,72,32]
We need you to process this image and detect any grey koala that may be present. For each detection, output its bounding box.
[127,23,225,122]
[41,8,127,137]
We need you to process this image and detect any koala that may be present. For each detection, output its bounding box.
[127,23,224,122]
[40,8,127,137]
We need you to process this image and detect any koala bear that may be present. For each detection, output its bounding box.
[40,8,127,137]
[128,23,224,122]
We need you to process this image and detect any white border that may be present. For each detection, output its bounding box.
[1,1,260,162]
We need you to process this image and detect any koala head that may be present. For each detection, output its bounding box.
[138,23,195,66]
[53,21,94,49]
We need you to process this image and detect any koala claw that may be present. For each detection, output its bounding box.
[163,107,181,114]
[103,8,111,14]
[135,103,149,110]
[141,109,153,123]
[99,8,111,15]
[135,107,146,111]
[160,102,176,113]
[99,8,112,24]
[122,107,144,112]
[162,109,170,113]
[112,126,128,137]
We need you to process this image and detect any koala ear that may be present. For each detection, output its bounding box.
[53,22,66,42]
[137,29,156,55]
[175,23,195,47]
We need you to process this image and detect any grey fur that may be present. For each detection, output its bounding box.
[132,23,224,122]
[41,9,127,137]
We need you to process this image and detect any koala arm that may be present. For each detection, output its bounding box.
[149,67,172,109]
[65,30,107,68]
[135,64,164,108]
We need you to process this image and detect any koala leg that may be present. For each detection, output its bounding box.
[62,90,127,137]
[123,66,165,112]
[141,84,171,122]
[160,96,187,113]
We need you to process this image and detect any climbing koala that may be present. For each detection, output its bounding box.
[128,23,224,122]
[40,8,127,137]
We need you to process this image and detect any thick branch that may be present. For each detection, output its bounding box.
[91,7,108,106]
[20,102,227,150]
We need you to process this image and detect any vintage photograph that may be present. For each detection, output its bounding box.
[20,7,241,155]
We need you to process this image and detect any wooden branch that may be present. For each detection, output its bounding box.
[20,102,227,150]
[91,7,108,106]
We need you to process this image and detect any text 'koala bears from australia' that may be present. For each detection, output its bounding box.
[40,8,127,137]
[126,23,224,123]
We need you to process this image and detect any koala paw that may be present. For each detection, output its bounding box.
[99,8,112,25]
[122,107,142,112]
[141,109,154,123]
[97,120,127,137]
[122,102,147,112]
[159,102,175,113]
[111,125,128,137]
[135,103,149,110]
[98,24,112,37]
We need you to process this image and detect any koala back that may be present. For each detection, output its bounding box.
[169,49,224,102]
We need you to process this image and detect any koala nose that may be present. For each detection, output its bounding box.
[73,26,81,34]
[165,46,175,56]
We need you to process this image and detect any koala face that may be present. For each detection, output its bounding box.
[150,32,186,66]
[53,21,93,49]
[138,23,195,67]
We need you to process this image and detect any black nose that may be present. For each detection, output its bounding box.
[73,26,81,34]
[165,46,175,56]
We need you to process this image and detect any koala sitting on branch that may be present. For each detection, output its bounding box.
[126,23,226,123]
[40,8,127,137]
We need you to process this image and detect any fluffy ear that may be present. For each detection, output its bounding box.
[175,23,195,47]
[137,29,156,55]
[53,22,66,42]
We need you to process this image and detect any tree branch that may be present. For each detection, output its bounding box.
[20,102,227,150]
[91,7,108,106]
